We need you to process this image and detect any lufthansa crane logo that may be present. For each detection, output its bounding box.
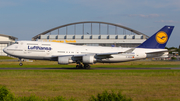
[156,31,168,44]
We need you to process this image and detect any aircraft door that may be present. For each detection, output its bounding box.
[46,50,51,56]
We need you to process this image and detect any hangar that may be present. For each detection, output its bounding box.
[33,21,149,47]
[0,34,18,56]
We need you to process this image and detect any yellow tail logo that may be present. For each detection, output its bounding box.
[155,31,168,44]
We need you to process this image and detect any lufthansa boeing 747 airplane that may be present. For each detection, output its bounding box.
[3,26,174,69]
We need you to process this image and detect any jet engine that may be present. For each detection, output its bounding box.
[82,55,96,64]
[58,56,73,64]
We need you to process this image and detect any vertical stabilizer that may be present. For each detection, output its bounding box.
[137,26,174,49]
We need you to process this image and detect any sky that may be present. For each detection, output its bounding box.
[0,0,180,47]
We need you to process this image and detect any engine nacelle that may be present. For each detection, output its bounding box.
[58,56,73,64]
[135,52,147,59]
[82,55,96,64]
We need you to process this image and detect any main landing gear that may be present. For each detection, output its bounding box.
[19,58,23,66]
[76,62,91,69]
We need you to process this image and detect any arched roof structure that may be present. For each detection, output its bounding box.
[32,21,149,41]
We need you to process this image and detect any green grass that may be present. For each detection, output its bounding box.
[0,56,15,60]
[0,60,180,100]
[0,70,180,101]
[0,60,180,68]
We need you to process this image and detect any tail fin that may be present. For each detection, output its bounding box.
[136,26,174,49]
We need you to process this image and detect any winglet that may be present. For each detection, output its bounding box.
[136,26,174,49]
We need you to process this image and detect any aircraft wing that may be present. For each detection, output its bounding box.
[51,52,119,59]
[95,48,135,58]
[145,50,168,54]
[96,52,122,56]
[51,48,135,60]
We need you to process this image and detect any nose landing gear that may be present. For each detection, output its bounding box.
[19,58,23,66]
[19,62,23,66]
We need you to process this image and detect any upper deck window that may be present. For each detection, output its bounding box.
[42,44,51,46]
[27,43,38,45]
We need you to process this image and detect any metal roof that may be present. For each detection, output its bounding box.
[32,21,149,41]
[0,34,18,40]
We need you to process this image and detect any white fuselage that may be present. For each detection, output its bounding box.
[3,41,168,63]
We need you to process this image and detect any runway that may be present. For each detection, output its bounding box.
[0,67,180,70]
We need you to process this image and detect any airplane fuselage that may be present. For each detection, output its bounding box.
[3,41,168,63]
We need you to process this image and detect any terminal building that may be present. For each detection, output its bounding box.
[0,34,18,56]
[33,21,149,47]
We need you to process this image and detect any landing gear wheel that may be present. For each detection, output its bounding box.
[76,65,79,68]
[86,65,91,69]
[84,64,91,69]
[19,58,23,66]
[76,61,84,69]
[76,61,91,69]
[79,65,83,69]
[19,63,23,66]
[76,65,83,69]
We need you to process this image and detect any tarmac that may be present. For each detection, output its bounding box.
[0,67,180,70]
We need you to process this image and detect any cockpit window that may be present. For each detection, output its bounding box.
[11,42,18,45]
